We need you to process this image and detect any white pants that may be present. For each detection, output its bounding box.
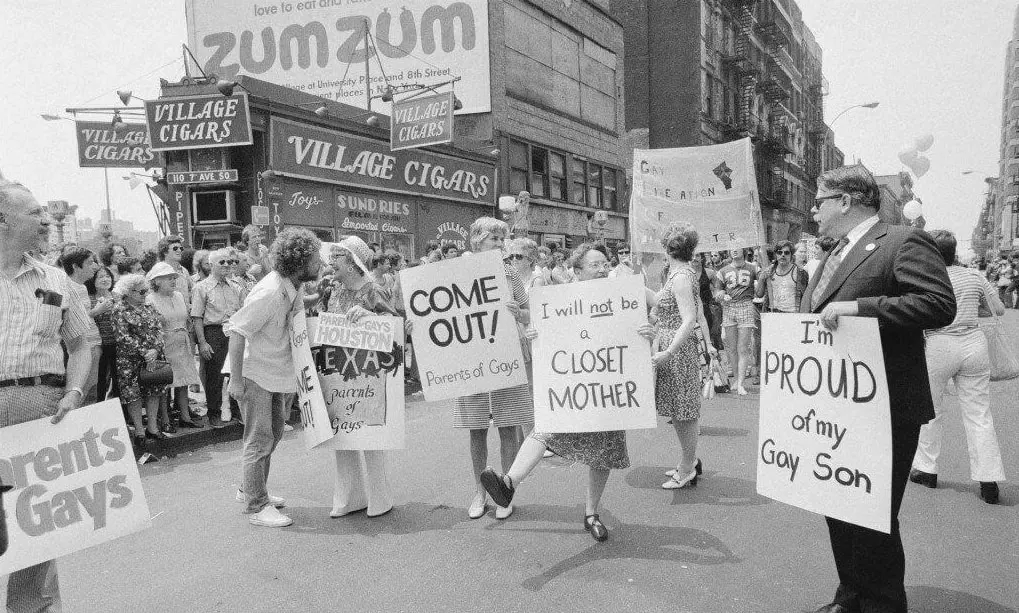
[331,450,393,517]
[913,331,1006,482]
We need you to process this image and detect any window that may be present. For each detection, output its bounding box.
[530,148,548,198]
[587,164,603,208]
[603,169,618,210]
[508,139,568,201]
[572,158,587,205]
[509,140,528,194]
[550,152,567,201]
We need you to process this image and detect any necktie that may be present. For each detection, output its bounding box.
[810,238,850,310]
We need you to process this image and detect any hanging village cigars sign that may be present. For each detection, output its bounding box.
[144,93,253,151]
[270,117,495,206]
[74,121,155,168]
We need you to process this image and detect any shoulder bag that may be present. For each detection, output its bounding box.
[979,280,1019,381]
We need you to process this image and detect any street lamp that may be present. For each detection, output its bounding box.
[829,101,880,127]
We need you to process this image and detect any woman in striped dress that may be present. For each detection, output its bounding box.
[455,218,533,521]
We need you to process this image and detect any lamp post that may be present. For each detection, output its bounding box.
[821,102,879,175]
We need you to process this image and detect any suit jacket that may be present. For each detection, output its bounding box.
[799,222,956,425]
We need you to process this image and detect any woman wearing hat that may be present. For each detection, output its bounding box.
[325,236,400,518]
[147,262,202,431]
[111,274,168,457]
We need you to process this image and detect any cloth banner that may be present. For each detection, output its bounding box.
[310,315,406,450]
[530,276,656,432]
[0,400,151,574]
[292,309,335,449]
[756,314,892,534]
[400,250,527,401]
[631,192,759,255]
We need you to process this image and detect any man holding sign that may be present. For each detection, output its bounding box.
[797,166,955,613]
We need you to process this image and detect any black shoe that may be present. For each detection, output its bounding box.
[146,430,168,441]
[695,458,703,476]
[980,482,1000,504]
[480,468,515,507]
[179,419,202,429]
[584,514,608,542]
[909,469,937,489]
[208,415,224,429]
[162,423,177,434]
[132,436,146,461]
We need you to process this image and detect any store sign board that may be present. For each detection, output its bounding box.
[167,169,239,184]
[185,0,491,114]
[270,117,495,206]
[335,189,416,236]
[144,93,253,151]
[74,121,156,168]
[267,179,335,227]
[391,91,454,151]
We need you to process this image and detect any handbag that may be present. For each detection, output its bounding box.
[980,282,1019,381]
[138,360,174,386]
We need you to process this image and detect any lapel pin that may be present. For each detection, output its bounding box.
[865,243,876,251]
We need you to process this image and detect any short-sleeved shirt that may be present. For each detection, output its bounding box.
[68,281,101,349]
[191,276,247,325]
[228,271,300,393]
[932,266,997,336]
[717,262,757,302]
[0,257,94,378]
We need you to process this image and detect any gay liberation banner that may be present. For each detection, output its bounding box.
[400,250,527,401]
[0,401,151,574]
[630,138,763,255]
[292,310,336,449]
[530,276,656,432]
[757,314,892,534]
[311,315,406,450]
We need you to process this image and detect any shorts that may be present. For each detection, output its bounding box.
[722,300,757,329]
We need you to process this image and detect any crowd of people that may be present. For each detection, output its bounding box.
[0,164,1009,613]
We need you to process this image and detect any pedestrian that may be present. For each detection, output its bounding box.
[440,241,461,259]
[146,262,201,432]
[112,274,169,455]
[714,247,757,395]
[504,237,546,294]
[157,235,194,306]
[651,223,712,489]
[608,242,641,280]
[480,243,655,542]
[241,224,272,282]
[57,246,103,403]
[192,248,247,428]
[452,217,532,520]
[116,256,143,279]
[0,177,93,612]
[993,254,1013,308]
[86,265,119,401]
[550,249,574,284]
[909,230,1006,504]
[100,242,130,283]
[757,239,809,313]
[420,240,441,265]
[324,237,399,518]
[191,249,211,285]
[228,228,323,528]
[800,164,955,613]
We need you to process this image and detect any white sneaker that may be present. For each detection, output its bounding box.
[236,490,285,508]
[283,423,294,432]
[221,406,232,422]
[248,505,293,528]
[495,505,514,520]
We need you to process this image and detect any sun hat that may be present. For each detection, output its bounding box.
[336,236,373,276]
[145,261,179,281]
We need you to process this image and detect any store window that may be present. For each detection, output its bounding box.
[509,140,528,194]
[531,148,548,198]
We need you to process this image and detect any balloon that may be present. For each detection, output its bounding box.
[914,133,935,152]
[911,155,931,178]
[898,146,919,166]
[902,200,923,221]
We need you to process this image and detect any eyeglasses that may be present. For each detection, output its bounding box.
[587,261,612,270]
[618,250,630,255]
[217,259,239,265]
[169,245,182,252]
[504,254,526,261]
[776,250,792,256]
[814,193,844,205]
[134,289,148,295]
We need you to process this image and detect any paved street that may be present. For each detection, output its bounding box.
[59,317,1019,613]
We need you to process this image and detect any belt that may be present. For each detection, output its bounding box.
[0,374,66,388]
[204,323,224,328]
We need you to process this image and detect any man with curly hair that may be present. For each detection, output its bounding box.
[227,228,322,528]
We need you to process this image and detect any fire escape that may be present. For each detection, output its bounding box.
[806,74,829,180]
[754,14,793,209]
[720,0,758,139]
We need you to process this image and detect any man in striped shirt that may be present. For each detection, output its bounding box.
[0,178,94,612]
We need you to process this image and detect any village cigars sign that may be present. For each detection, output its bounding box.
[144,92,253,151]
[270,117,495,206]
[74,121,155,168]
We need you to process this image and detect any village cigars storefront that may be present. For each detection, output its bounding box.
[265,117,495,260]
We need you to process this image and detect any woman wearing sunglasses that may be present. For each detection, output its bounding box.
[504,237,546,295]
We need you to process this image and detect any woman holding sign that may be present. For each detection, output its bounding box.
[481,243,656,541]
[325,237,400,518]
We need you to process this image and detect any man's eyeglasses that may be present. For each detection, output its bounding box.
[217,259,239,265]
[504,253,526,261]
[776,250,792,256]
[618,250,630,256]
[814,193,844,205]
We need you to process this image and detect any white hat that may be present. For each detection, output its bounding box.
[145,261,179,281]
[337,236,373,276]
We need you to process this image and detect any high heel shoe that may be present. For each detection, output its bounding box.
[584,514,608,542]
[662,469,698,489]
[666,459,702,478]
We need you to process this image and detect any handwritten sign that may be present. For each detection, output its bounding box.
[530,276,656,432]
[0,401,151,575]
[291,310,335,449]
[311,316,405,450]
[314,312,395,352]
[756,314,892,534]
[400,250,527,401]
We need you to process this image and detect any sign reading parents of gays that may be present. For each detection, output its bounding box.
[530,276,656,432]
[400,250,527,401]
[311,315,406,450]
[630,138,763,255]
[756,314,892,534]
[0,400,151,575]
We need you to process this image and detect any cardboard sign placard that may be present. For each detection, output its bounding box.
[314,312,396,352]
[292,310,335,449]
[756,314,892,534]
[0,401,151,574]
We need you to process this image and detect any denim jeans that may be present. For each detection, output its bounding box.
[239,377,294,514]
[913,330,1006,482]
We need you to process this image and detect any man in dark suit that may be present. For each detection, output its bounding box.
[1,482,11,556]
[799,165,956,613]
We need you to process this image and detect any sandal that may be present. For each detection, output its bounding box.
[665,459,703,478]
[480,468,515,508]
[584,514,608,542]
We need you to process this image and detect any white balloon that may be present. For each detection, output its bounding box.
[914,133,935,153]
[911,155,931,178]
[902,200,923,221]
[898,146,919,166]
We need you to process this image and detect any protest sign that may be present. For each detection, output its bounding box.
[311,315,405,450]
[756,314,892,534]
[530,276,656,432]
[314,312,396,352]
[0,400,151,575]
[400,250,527,401]
[292,310,335,449]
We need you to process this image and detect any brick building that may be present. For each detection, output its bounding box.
[612,0,843,244]
[993,4,1019,254]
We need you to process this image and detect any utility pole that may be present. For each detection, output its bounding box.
[364,20,372,112]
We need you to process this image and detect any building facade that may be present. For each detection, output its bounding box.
[613,0,843,244]
[972,177,999,259]
[995,6,1019,255]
